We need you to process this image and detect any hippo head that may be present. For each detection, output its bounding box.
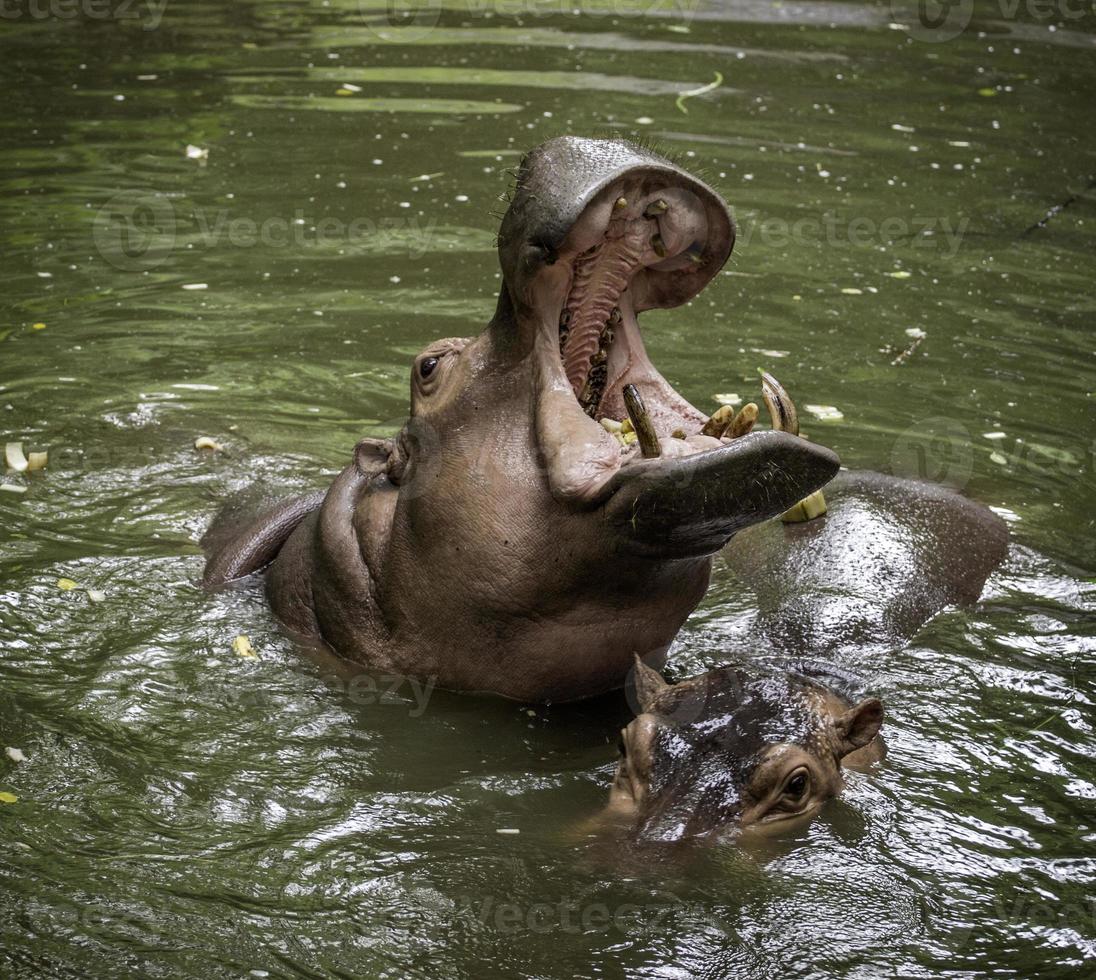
[384,137,839,563]
[608,658,884,842]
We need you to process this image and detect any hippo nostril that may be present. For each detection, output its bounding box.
[528,238,558,266]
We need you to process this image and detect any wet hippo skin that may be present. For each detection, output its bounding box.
[604,657,885,843]
[722,470,1009,657]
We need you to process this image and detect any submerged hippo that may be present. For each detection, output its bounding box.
[203,137,840,701]
[606,658,884,841]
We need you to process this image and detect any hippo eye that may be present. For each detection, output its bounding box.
[419,356,439,379]
[784,769,809,800]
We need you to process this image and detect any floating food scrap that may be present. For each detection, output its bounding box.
[0,483,26,495]
[233,635,258,660]
[5,443,47,471]
[675,70,723,114]
[804,404,844,422]
[0,792,17,804]
[712,393,741,407]
[32,322,46,331]
[194,436,223,451]
[87,589,106,603]
[5,443,28,472]
[185,144,209,160]
[5,748,26,763]
[888,270,912,279]
[57,578,78,591]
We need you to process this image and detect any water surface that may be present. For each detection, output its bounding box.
[2,1,1095,976]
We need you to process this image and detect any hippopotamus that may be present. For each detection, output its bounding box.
[605,657,884,842]
[202,136,1007,702]
[203,137,840,701]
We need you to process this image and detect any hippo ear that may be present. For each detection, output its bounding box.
[354,438,395,477]
[834,697,883,755]
[632,655,670,713]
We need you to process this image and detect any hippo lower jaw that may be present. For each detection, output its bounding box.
[523,174,839,557]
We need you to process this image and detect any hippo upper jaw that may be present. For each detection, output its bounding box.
[500,138,839,557]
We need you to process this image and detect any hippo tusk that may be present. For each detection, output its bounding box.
[759,371,799,437]
[623,384,662,459]
[759,372,828,523]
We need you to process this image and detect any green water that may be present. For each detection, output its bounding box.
[2,1,1095,976]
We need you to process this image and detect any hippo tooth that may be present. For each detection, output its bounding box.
[727,402,759,439]
[759,371,799,437]
[700,406,734,438]
[623,384,661,459]
[644,199,668,217]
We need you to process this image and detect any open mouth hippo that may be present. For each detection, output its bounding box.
[607,658,884,842]
[202,137,838,701]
